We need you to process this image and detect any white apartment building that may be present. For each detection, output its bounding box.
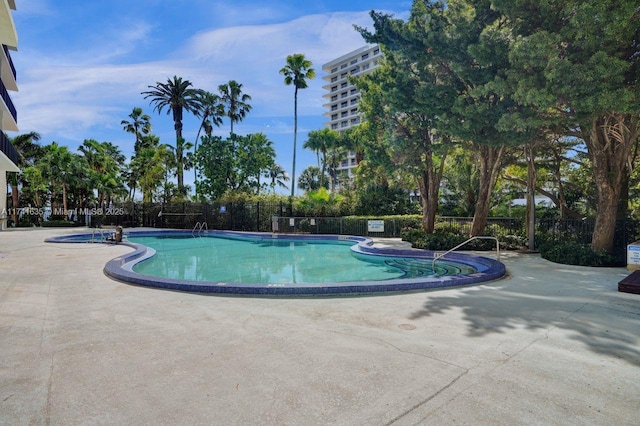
[0,0,20,230]
[322,45,382,182]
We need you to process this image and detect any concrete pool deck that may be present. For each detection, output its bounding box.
[1,227,639,425]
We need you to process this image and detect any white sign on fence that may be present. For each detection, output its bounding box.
[368,220,385,233]
[627,243,640,269]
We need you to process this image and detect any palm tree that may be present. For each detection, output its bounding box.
[218,80,252,135]
[40,142,73,214]
[193,90,224,188]
[142,76,202,194]
[303,128,339,190]
[131,145,172,203]
[126,134,160,201]
[8,131,41,225]
[170,137,194,199]
[280,53,316,199]
[121,107,152,154]
[266,164,289,193]
[297,166,324,192]
[78,139,126,208]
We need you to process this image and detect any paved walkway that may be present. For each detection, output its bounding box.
[1,228,639,425]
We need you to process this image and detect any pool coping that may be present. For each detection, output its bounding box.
[45,229,506,295]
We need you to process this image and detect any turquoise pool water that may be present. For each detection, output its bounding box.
[129,235,476,285]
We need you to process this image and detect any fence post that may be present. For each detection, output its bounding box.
[257,202,260,231]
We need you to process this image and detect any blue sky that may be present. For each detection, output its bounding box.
[11,0,410,194]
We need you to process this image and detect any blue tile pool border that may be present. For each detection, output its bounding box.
[45,229,507,296]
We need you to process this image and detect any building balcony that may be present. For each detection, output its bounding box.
[1,78,17,131]
[0,44,18,84]
[0,2,18,49]
[0,130,19,171]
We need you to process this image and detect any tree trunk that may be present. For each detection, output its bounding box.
[470,144,505,236]
[62,184,68,214]
[11,176,18,225]
[174,107,184,194]
[585,113,639,253]
[525,144,537,250]
[418,146,446,234]
[291,87,298,199]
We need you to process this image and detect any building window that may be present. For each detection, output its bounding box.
[341,101,348,108]
[331,95,337,101]
[350,108,358,115]
[373,48,380,55]
[332,104,338,111]
[341,121,348,128]
[362,63,370,70]
[331,123,338,129]
[351,117,360,124]
[341,111,348,118]
[331,86,337,92]
[331,67,338,73]
[362,53,369,60]
[350,88,357,95]
[340,72,347,79]
[340,63,348,69]
[341,92,348,98]
[331,76,338,82]
[350,98,358,105]
[350,59,357,65]
[331,114,338,120]
[350,67,359,75]
[341,82,348,88]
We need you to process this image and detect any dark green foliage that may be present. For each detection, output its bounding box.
[41,220,80,227]
[352,184,419,216]
[401,223,527,251]
[539,242,624,267]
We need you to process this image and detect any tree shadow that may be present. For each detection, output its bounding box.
[409,253,640,367]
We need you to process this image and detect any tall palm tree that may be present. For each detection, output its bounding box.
[142,76,202,194]
[8,131,41,225]
[193,90,224,188]
[280,53,316,199]
[218,80,252,135]
[121,107,152,154]
[266,164,289,193]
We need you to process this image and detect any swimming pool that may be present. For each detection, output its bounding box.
[46,230,506,295]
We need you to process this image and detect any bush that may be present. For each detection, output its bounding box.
[400,228,500,251]
[539,241,624,267]
[42,220,80,227]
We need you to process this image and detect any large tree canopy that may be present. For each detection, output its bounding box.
[358,0,530,235]
[494,0,640,252]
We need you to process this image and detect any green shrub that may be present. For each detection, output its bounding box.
[42,220,80,227]
[401,227,526,251]
[539,241,624,266]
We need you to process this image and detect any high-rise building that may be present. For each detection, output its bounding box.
[321,45,381,183]
[0,0,20,230]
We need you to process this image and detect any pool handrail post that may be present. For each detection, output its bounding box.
[432,236,500,273]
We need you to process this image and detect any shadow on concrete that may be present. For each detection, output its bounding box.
[408,253,640,367]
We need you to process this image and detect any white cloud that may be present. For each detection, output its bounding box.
[15,10,377,136]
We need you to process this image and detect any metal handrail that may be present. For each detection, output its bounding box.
[192,221,208,236]
[92,228,108,243]
[432,236,500,274]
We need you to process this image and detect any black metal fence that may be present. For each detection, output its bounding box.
[98,201,291,232]
[79,202,640,250]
